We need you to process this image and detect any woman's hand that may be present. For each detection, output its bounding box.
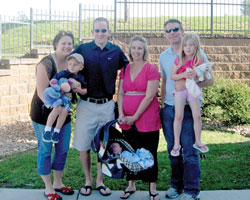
[125,115,138,126]
[118,115,127,124]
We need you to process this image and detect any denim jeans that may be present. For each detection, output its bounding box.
[32,121,71,175]
[160,104,200,195]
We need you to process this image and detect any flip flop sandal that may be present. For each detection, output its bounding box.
[79,185,92,196]
[44,192,62,200]
[120,190,135,199]
[96,185,111,196]
[55,185,74,195]
[149,192,160,200]
[193,144,209,153]
[170,145,181,157]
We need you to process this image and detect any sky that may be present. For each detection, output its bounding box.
[0,0,113,16]
[0,0,241,18]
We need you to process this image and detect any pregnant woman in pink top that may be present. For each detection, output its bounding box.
[118,35,161,200]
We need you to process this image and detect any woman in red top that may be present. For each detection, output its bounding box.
[118,35,161,200]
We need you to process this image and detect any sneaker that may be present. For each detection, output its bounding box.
[51,132,60,143]
[42,131,52,142]
[179,193,200,200]
[165,187,182,199]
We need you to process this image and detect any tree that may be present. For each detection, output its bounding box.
[241,0,250,16]
[18,11,29,22]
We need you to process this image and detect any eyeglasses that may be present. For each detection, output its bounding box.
[165,27,180,34]
[94,29,107,33]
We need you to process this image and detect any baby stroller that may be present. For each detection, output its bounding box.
[91,119,154,179]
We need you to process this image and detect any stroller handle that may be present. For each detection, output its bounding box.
[102,119,120,150]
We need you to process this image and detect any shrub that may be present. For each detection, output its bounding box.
[202,79,250,126]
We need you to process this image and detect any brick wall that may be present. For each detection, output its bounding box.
[0,34,249,125]
[0,58,38,125]
[112,33,250,84]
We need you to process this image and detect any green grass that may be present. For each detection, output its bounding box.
[1,15,250,57]
[0,130,249,190]
[115,15,250,34]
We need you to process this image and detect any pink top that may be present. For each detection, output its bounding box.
[174,57,204,80]
[119,63,161,132]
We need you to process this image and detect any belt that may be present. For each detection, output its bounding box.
[125,91,146,96]
[82,96,112,104]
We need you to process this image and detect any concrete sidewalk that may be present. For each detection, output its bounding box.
[1,188,250,200]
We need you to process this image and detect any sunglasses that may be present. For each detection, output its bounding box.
[165,27,180,33]
[94,29,108,33]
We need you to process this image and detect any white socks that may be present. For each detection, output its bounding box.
[54,128,60,133]
[45,126,52,132]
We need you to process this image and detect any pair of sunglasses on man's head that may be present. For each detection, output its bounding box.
[165,27,181,33]
[94,29,108,33]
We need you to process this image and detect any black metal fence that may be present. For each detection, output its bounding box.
[0,0,249,59]
[114,0,250,34]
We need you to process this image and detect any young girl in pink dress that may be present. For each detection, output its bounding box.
[170,34,209,157]
[118,35,161,200]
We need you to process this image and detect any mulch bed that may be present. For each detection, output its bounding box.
[0,120,249,158]
[0,121,37,157]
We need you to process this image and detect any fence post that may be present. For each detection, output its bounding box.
[114,0,117,32]
[49,0,51,21]
[0,16,2,60]
[210,0,214,35]
[124,0,128,22]
[30,8,33,51]
[79,3,82,43]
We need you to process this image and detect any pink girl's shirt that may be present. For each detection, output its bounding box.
[119,63,161,132]
[174,57,204,80]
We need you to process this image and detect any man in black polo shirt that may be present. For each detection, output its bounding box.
[72,17,129,196]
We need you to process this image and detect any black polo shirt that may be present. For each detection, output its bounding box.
[73,41,129,99]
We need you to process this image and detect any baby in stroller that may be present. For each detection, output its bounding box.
[110,142,123,155]
[92,119,154,179]
[110,142,154,170]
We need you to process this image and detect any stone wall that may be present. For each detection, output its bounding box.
[0,34,249,125]
[0,59,37,125]
[112,33,250,84]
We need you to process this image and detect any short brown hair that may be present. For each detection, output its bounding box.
[93,17,110,30]
[164,19,183,30]
[53,30,74,50]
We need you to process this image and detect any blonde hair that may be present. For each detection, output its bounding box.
[128,35,149,62]
[178,34,203,68]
